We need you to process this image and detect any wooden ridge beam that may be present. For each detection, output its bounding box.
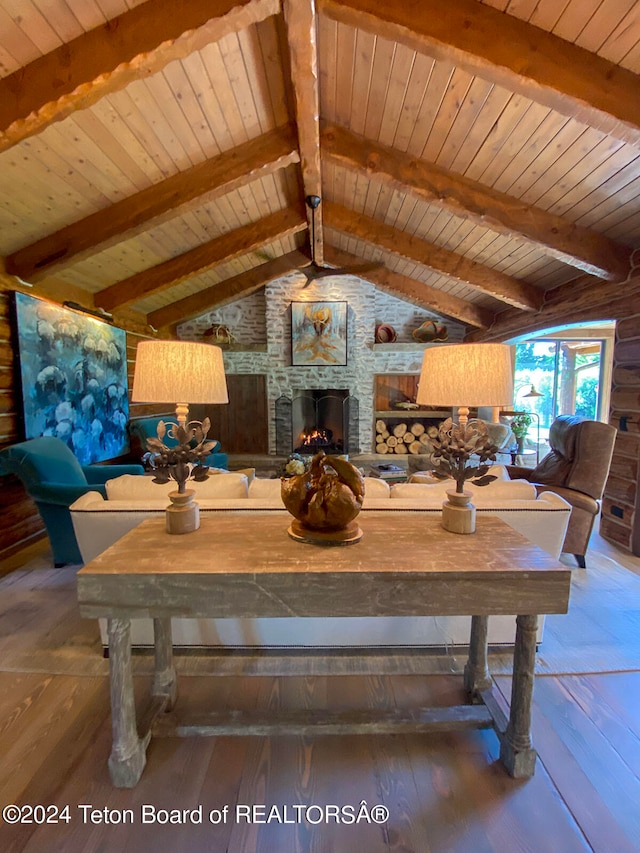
[283,0,323,264]
[324,201,541,311]
[324,245,492,328]
[321,124,631,282]
[99,207,307,312]
[466,275,640,343]
[0,0,279,152]
[148,250,310,329]
[319,0,640,147]
[6,125,300,283]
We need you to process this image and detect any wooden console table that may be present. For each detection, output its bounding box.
[77,513,571,787]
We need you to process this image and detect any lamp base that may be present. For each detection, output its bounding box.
[166,489,200,534]
[442,490,476,534]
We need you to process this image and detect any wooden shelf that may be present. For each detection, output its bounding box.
[375,410,450,419]
[373,343,431,351]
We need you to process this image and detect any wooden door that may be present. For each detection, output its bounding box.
[194,374,268,454]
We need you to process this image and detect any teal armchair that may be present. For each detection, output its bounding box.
[0,437,144,566]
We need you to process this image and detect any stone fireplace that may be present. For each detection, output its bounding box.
[177,273,464,455]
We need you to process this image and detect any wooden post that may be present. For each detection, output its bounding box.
[463,615,492,701]
[500,613,538,778]
[107,618,147,788]
[152,617,177,710]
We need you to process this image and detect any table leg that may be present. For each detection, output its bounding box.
[500,613,538,778]
[107,618,147,788]
[463,615,492,701]
[152,617,177,710]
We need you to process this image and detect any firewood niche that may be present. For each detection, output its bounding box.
[374,374,451,457]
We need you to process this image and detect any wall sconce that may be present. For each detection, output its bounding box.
[63,301,114,322]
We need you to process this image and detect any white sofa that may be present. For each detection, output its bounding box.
[70,469,571,649]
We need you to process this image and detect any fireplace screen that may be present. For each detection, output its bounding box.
[276,391,359,455]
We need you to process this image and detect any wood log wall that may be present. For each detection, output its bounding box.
[601,313,640,556]
[0,291,47,564]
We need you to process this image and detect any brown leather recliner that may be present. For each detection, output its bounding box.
[506,414,616,568]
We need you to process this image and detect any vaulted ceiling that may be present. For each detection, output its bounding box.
[1,0,639,341]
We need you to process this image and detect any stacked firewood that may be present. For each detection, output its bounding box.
[375,420,432,455]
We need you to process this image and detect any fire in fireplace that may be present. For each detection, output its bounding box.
[292,389,348,455]
[298,427,336,453]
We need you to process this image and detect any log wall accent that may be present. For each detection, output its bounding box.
[601,313,640,556]
[0,290,47,564]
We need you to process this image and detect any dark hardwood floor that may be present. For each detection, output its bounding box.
[1,670,639,852]
[0,528,639,852]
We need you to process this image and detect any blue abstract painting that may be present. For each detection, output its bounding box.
[14,292,130,464]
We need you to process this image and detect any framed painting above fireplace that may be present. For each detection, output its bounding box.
[291,301,347,367]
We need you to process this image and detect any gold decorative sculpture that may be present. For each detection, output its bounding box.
[281,451,365,544]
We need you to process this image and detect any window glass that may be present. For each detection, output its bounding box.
[514,339,604,457]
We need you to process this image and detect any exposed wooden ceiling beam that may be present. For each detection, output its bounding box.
[283,0,324,264]
[98,207,307,312]
[148,250,310,329]
[6,125,300,283]
[324,245,492,328]
[324,201,541,311]
[466,274,640,343]
[0,0,279,152]
[319,0,640,147]
[321,124,631,282]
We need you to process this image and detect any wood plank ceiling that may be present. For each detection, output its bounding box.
[0,0,639,340]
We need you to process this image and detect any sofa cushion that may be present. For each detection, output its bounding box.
[248,477,284,501]
[409,465,510,485]
[390,478,536,502]
[228,467,255,483]
[191,473,249,498]
[362,477,391,498]
[106,472,249,500]
[247,476,390,502]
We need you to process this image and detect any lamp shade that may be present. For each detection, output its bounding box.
[132,340,228,404]
[416,343,513,408]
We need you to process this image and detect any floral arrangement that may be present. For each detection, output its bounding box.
[426,418,499,494]
[510,412,533,440]
[280,452,311,478]
[145,418,216,493]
